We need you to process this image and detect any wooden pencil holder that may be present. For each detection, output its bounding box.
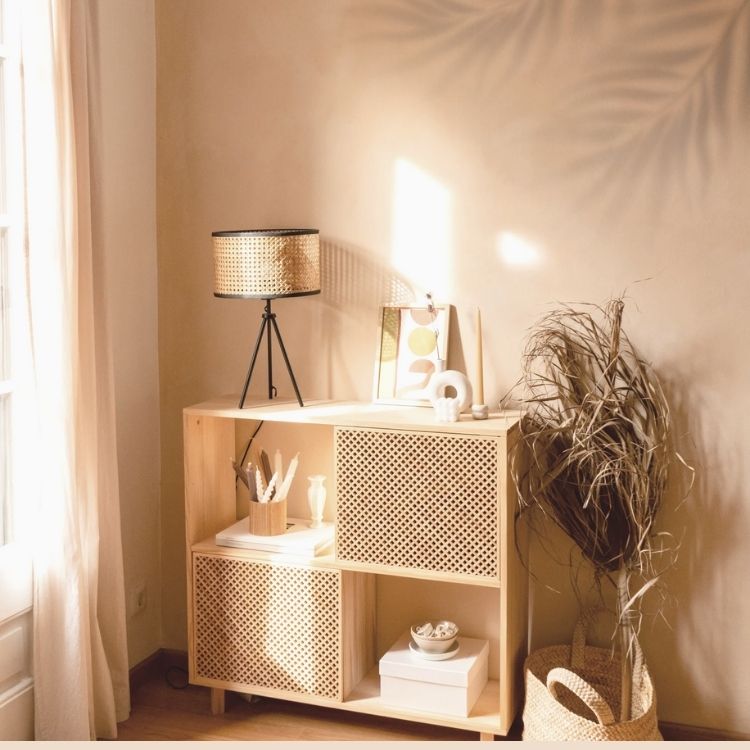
[248,498,287,536]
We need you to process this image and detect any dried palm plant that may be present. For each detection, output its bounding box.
[510,297,693,721]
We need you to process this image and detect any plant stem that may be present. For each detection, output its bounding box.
[617,568,633,722]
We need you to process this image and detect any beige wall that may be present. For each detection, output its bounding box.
[155,0,750,732]
[92,0,161,667]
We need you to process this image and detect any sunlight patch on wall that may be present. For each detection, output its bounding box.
[391,159,452,298]
[496,231,543,268]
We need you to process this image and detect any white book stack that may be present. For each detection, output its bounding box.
[215,517,334,557]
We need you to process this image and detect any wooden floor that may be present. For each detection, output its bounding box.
[118,672,522,742]
[117,667,743,742]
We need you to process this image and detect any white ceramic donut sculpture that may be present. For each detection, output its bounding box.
[427,369,473,422]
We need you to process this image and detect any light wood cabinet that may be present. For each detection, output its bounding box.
[184,397,527,739]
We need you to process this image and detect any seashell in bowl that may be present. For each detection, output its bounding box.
[410,620,459,653]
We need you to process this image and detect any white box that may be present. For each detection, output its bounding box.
[379,631,489,717]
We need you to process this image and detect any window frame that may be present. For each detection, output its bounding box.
[0,0,11,548]
[0,0,32,623]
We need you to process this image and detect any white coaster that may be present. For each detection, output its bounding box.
[408,639,460,661]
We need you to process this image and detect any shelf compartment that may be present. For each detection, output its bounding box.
[335,426,501,582]
[192,537,501,588]
[190,668,503,735]
[373,575,502,683]
[192,553,343,700]
[344,667,503,734]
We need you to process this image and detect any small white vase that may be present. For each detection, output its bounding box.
[307,475,327,528]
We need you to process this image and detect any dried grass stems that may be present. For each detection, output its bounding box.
[508,298,694,719]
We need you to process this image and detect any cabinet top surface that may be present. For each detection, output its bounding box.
[184,395,520,436]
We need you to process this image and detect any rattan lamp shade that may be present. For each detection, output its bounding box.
[213,228,320,299]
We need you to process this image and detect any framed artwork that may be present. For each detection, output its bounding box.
[373,303,451,406]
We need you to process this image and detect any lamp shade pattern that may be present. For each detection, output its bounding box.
[213,228,320,299]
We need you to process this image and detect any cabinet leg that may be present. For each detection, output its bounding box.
[210,687,226,715]
[479,732,495,741]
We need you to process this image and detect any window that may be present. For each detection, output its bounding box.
[0,0,32,630]
[0,0,20,550]
[0,0,10,546]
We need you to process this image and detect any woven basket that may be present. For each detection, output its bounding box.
[522,615,662,741]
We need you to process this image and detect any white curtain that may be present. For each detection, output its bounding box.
[11,0,130,739]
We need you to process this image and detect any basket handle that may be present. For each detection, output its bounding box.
[570,609,614,669]
[546,667,616,726]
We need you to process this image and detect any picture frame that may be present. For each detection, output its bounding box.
[373,303,451,406]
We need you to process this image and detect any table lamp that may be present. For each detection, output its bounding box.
[213,228,320,408]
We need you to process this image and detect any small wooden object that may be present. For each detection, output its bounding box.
[472,307,489,420]
[475,307,484,405]
[248,498,287,536]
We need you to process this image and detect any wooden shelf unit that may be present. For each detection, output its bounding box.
[183,396,527,740]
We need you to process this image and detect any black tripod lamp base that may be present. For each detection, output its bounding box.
[238,298,305,409]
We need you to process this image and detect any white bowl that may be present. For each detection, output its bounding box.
[410,620,459,653]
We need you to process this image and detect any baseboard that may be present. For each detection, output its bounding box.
[659,720,750,742]
[128,650,747,742]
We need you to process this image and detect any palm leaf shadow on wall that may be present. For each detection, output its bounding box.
[352,0,750,218]
[558,0,750,217]
[351,0,584,82]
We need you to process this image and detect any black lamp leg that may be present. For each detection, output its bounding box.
[266,300,274,399]
[269,314,304,408]
[238,313,269,409]
[238,298,305,409]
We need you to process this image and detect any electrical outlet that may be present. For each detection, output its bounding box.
[129,584,147,617]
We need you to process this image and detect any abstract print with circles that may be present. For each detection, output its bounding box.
[375,305,450,405]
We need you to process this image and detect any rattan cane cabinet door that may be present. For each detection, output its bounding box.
[335,427,500,581]
[192,553,342,700]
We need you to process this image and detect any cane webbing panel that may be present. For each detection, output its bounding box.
[335,428,499,580]
[193,554,341,699]
[213,233,320,297]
